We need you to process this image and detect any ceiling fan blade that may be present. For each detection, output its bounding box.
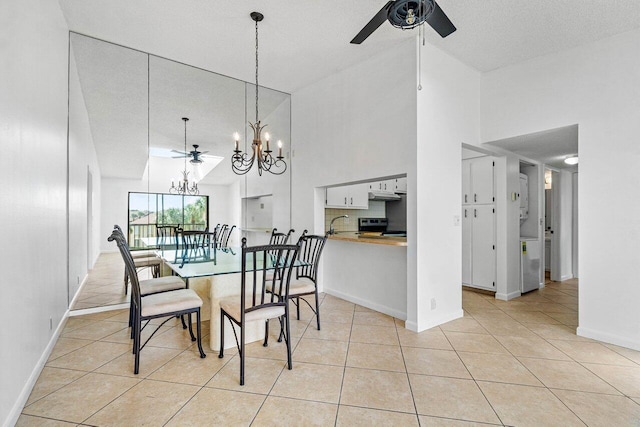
[350,1,394,44]
[198,151,209,155]
[171,155,188,159]
[170,149,188,155]
[425,1,456,38]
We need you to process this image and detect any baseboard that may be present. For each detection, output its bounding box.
[560,274,573,281]
[69,302,129,317]
[577,326,640,352]
[4,309,70,427]
[323,287,406,320]
[68,273,89,310]
[495,290,522,301]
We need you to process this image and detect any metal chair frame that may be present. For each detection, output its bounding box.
[109,230,205,374]
[218,238,299,385]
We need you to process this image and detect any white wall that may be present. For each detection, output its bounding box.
[556,170,573,281]
[0,1,69,424]
[413,40,481,330]
[291,39,416,317]
[572,172,579,278]
[482,29,640,350]
[68,46,102,300]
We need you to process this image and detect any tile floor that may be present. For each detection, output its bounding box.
[71,253,151,310]
[19,279,640,426]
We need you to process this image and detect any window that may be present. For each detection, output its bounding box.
[128,192,209,249]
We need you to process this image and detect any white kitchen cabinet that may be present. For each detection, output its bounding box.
[325,184,369,209]
[368,179,396,194]
[462,157,495,205]
[519,173,529,220]
[462,205,496,290]
[394,177,407,194]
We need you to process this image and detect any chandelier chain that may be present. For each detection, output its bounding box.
[255,18,259,124]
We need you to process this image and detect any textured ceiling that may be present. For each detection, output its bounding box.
[485,125,579,171]
[59,0,640,93]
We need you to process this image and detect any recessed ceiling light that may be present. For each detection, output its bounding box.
[564,156,579,165]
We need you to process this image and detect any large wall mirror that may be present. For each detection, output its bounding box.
[67,33,292,311]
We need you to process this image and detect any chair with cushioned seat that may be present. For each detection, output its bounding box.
[113,225,163,295]
[112,226,187,332]
[109,230,206,374]
[267,231,327,340]
[218,238,299,385]
[218,224,236,249]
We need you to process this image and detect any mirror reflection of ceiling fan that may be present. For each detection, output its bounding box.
[351,0,456,44]
[171,144,209,164]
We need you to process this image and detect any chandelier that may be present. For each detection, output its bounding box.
[170,117,199,195]
[231,12,287,176]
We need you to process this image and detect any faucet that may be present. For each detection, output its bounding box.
[328,215,348,235]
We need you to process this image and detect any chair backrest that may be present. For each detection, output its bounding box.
[181,230,212,249]
[239,238,300,321]
[269,228,295,245]
[108,229,142,308]
[156,224,180,248]
[219,224,235,248]
[295,231,328,284]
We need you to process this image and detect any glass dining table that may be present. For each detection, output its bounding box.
[154,245,305,351]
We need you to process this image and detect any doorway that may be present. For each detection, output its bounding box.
[87,168,93,271]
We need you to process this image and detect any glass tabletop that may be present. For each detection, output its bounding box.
[156,246,306,279]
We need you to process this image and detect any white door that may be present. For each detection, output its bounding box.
[472,205,496,289]
[462,206,472,285]
[471,157,494,204]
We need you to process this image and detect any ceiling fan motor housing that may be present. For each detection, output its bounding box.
[388,0,435,29]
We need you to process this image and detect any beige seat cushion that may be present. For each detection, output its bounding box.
[141,288,202,317]
[139,276,185,296]
[134,257,161,267]
[289,279,316,296]
[131,250,157,259]
[219,296,285,323]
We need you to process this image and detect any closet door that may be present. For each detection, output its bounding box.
[472,205,496,289]
[470,157,494,204]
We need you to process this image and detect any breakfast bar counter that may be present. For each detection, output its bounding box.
[327,232,407,247]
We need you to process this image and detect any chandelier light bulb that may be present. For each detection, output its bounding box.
[564,156,579,165]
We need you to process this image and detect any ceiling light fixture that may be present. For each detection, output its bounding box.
[231,12,287,176]
[564,156,579,165]
[170,117,199,195]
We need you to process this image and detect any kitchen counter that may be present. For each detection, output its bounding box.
[327,232,407,247]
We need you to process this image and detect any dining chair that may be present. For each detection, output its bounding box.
[156,224,181,249]
[218,224,236,248]
[267,231,327,342]
[112,226,187,331]
[218,238,299,385]
[109,230,206,374]
[269,228,295,245]
[113,225,162,295]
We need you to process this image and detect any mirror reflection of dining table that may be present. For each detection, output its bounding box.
[152,244,306,351]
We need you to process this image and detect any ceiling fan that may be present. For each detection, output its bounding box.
[171,144,209,164]
[351,0,456,44]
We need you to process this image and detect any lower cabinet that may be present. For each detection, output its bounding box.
[462,204,496,291]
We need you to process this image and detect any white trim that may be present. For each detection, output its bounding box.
[4,310,69,427]
[323,287,406,320]
[68,273,89,310]
[577,326,640,352]
[412,309,464,333]
[560,274,573,281]
[69,302,129,317]
[496,290,522,301]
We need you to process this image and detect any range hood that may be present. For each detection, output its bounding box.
[368,191,401,201]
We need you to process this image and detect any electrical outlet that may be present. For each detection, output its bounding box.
[430,298,436,310]
[344,217,350,224]
[77,276,80,285]
[453,215,460,226]
[49,317,53,330]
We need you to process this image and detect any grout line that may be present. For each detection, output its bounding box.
[394,314,420,423]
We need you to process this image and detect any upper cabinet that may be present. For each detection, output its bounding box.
[394,177,407,194]
[326,183,369,209]
[368,177,407,194]
[462,157,495,205]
